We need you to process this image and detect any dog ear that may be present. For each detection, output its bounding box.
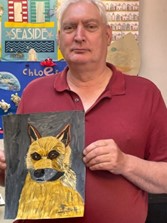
[57,124,71,147]
[27,124,41,143]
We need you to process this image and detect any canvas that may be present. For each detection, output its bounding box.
[2,111,85,219]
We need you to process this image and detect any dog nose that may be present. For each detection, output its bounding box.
[34,169,45,178]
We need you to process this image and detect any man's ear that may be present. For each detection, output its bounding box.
[57,30,61,47]
[106,25,112,46]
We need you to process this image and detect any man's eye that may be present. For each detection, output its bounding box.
[63,25,75,33]
[86,24,98,32]
[31,152,41,161]
[48,150,60,160]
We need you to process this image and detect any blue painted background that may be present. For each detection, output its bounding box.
[0,60,67,138]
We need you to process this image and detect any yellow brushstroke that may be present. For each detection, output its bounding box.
[17,173,84,219]
[5,22,55,28]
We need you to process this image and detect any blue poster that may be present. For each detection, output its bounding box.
[0,60,67,138]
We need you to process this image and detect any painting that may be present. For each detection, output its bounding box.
[0,0,59,61]
[3,110,85,219]
[102,0,139,42]
[103,0,140,75]
[107,32,140,75]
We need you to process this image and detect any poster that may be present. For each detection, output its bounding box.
[102,0,140,75]
[102,0,139,41]
[0,0,60,61]
[3,111,85,219]
[0,60,67,138]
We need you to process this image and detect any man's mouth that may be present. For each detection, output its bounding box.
[72,48,90,53]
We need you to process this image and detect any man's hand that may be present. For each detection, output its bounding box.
[0,150,6,186]
[0,150,6,170]
[83,139,167,194]
[83,139,126,175]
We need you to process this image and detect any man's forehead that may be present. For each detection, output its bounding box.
[62,18,100,24]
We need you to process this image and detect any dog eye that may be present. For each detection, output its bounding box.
[31,152,41,160]
[48,150,59,160]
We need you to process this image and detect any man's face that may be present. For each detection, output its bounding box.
[58,1,112,66]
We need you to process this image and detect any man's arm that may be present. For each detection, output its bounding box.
[120,154,167,193]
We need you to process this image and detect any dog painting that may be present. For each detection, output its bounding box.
[3,111,85,219]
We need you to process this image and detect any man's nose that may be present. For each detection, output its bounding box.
[74,25,86,42]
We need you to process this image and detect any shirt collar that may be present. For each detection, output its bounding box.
[54,63,126,96]
[106,63,126,96]
[54,66,69,91]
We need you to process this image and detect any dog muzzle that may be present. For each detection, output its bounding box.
[29,168,64,182]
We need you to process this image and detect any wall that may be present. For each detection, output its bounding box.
[139,0,167,105]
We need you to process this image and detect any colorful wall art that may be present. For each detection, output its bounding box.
[0,0,59,61]
[102,0,139,41]
[0,60,67,138]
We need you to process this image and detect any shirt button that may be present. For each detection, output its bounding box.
[74,98,80,102]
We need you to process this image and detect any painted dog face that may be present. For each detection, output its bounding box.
[26,124,72,182]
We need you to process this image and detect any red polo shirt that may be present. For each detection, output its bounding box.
[14,64,167,223]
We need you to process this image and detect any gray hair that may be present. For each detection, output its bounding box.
[57,0,108,25]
